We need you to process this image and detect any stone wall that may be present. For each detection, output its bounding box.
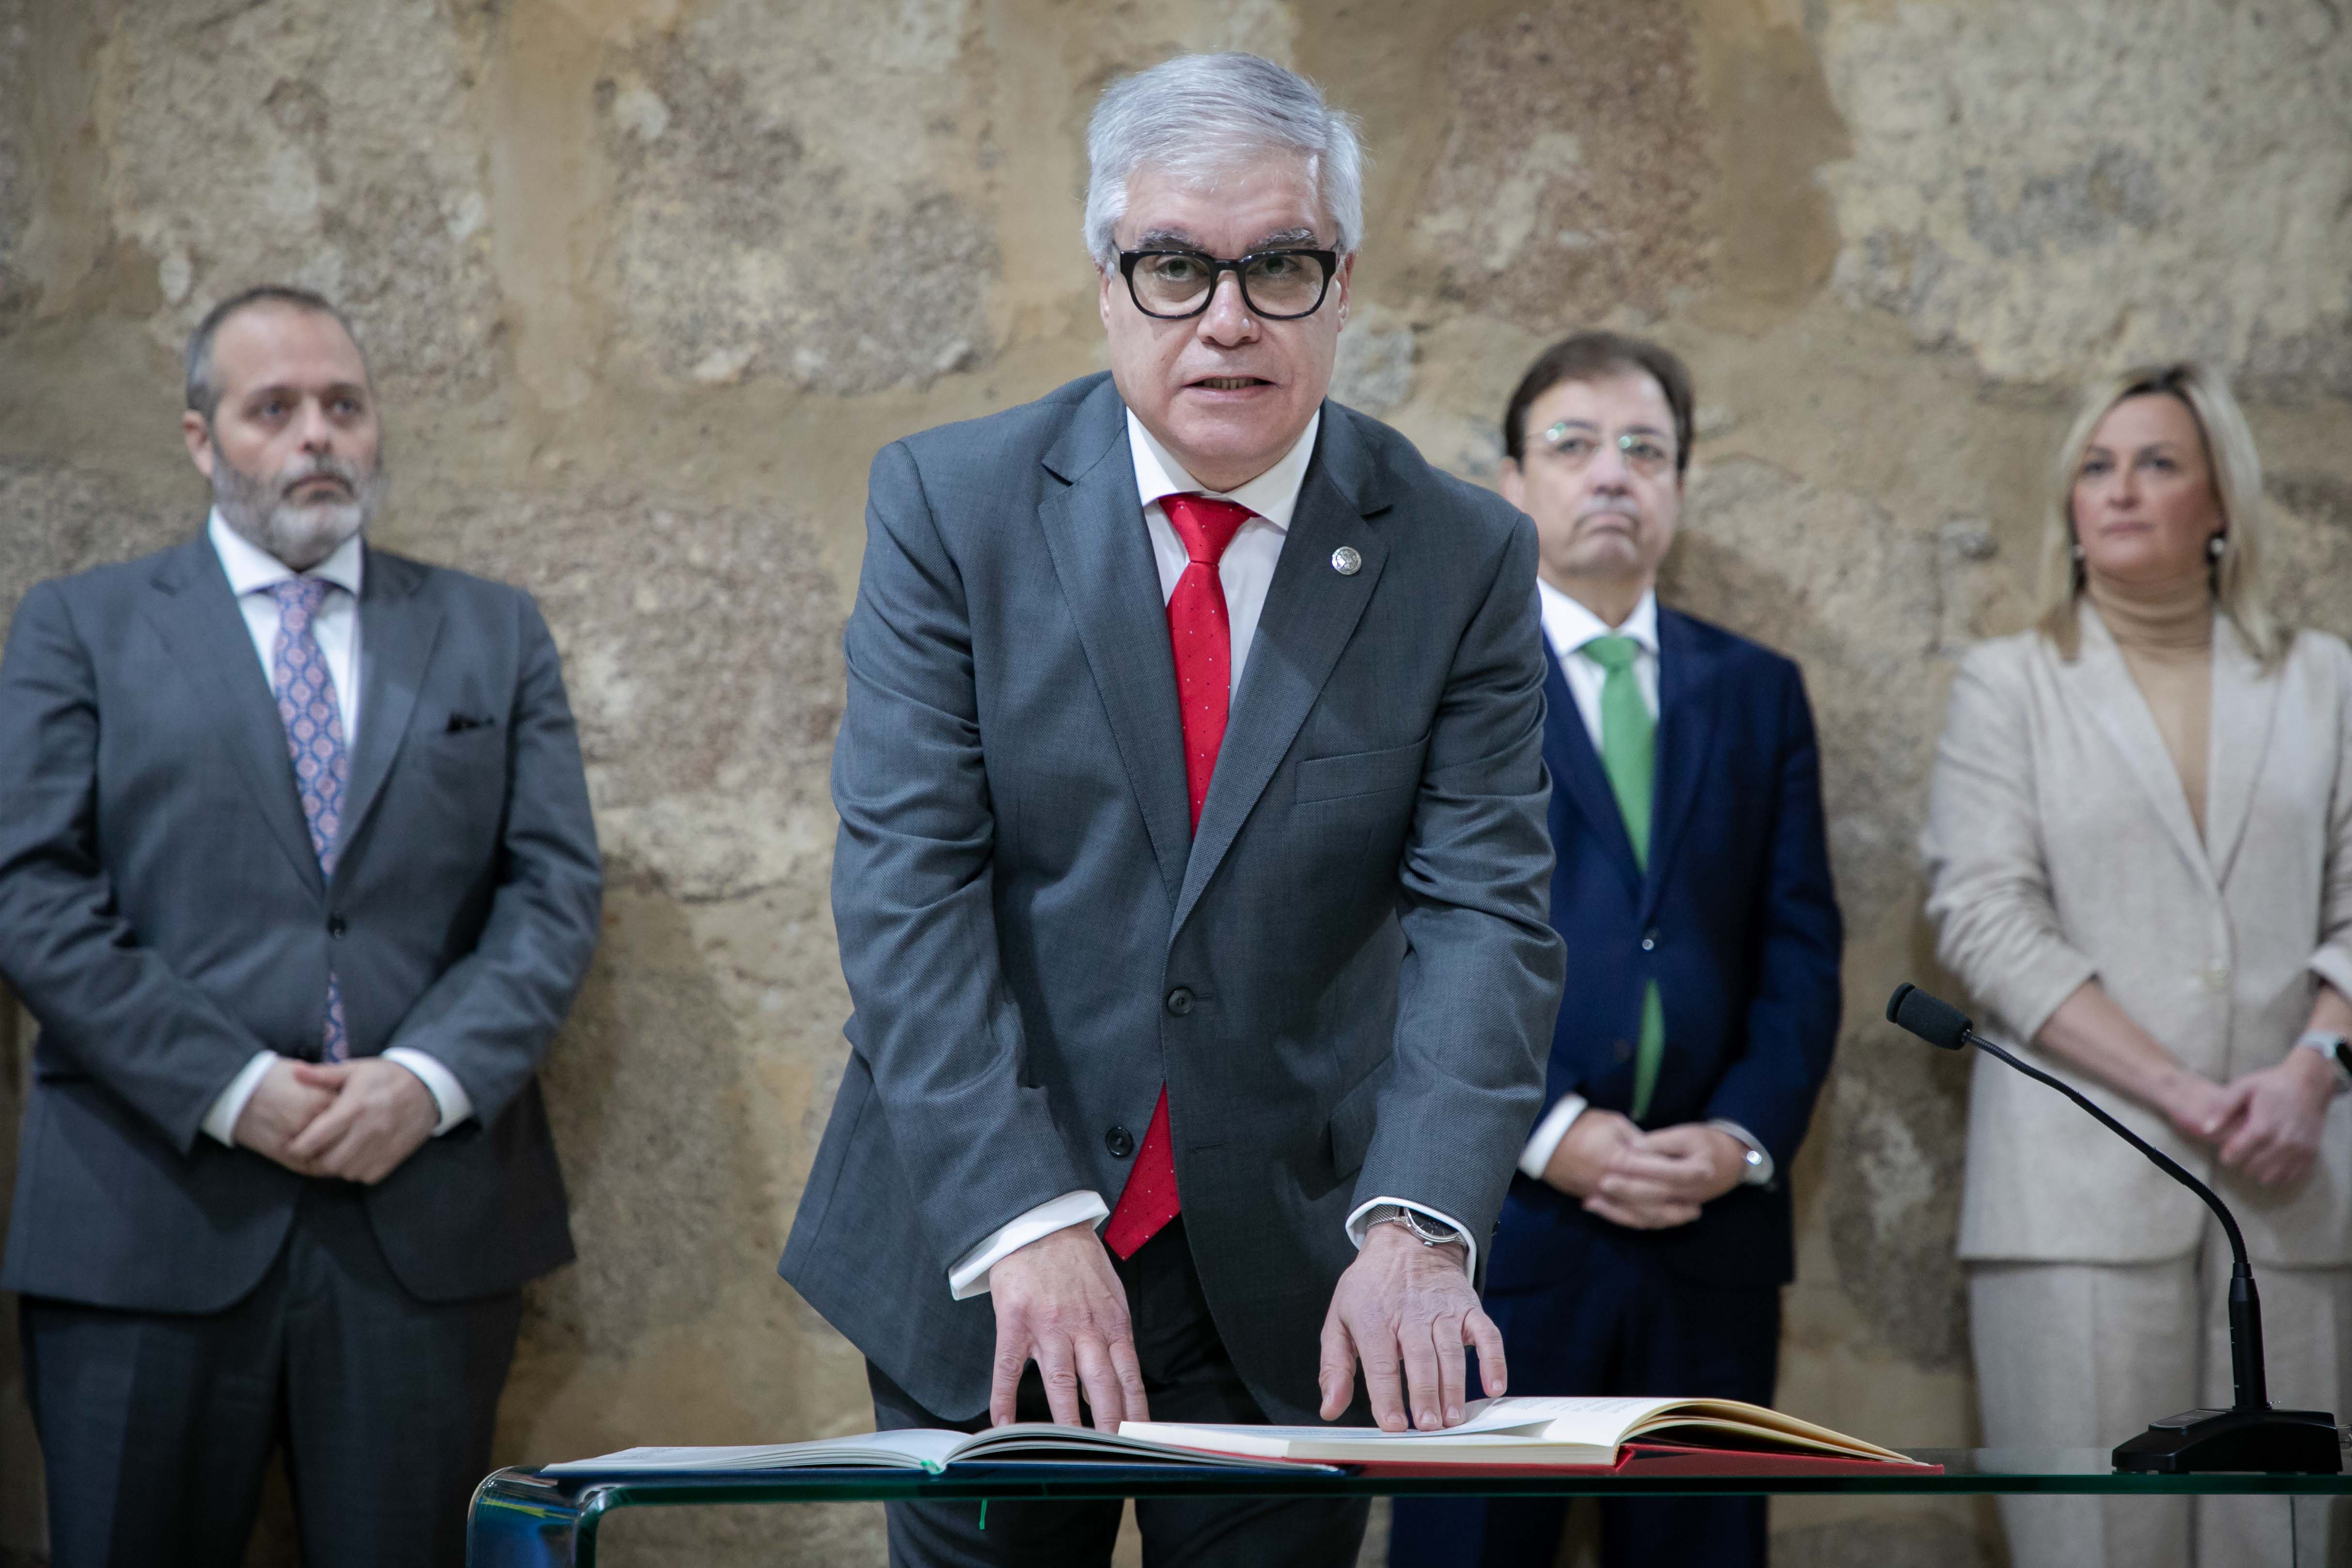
[1,0,2348,1562]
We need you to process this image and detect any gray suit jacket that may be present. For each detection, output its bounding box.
[0,532,602,1309]
[780,373,1565,1423]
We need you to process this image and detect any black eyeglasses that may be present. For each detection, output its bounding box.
[1117,248,1340,321]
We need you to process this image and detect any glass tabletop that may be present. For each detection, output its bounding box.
[467,1454,2352,1567]
[479,1446,2352,1508]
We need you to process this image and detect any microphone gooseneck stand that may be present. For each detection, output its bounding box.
[1886,983,2342,1475]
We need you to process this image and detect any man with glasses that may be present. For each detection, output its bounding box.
[780,51,1565,1568]
[1389,333,1842,1568]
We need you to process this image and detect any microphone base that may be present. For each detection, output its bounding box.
[2112,1407,2343,1475]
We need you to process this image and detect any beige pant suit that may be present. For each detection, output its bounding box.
[1923,605,2352,1568]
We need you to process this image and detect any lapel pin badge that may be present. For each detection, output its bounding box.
[1330,546,1362,576]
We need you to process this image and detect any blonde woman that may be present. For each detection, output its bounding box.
[1923,363,2352,1568]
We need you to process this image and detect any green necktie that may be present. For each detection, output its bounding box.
[1581,634,1664,1121]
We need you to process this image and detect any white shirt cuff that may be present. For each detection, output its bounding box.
[382,1047,473,1135]
[947,1191,1110,1301]
[1706,1118,1776,1186]
[202,1051,281,1146]
[1518,1094,1588,1180]
[1345,1196,1477,1279]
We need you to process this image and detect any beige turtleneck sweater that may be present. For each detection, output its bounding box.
[2086,573,2216,838]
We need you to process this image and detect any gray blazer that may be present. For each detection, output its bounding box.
[1923,606,2352,1266]
[780,373,1566,1424]
[0,533,602,1309]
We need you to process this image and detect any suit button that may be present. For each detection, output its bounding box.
[1106,1125,1136,1159]
[327,916,348,939]
[1166,988,1194,1017]
[2203,966,2229,994]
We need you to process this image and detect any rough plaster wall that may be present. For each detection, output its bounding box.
[0,0,2348,1563]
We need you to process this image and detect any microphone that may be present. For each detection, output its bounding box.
[1886,983,2342,1475]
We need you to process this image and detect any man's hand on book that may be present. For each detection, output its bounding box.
[1317,1222,1505,1434]
[985,1222,1150,1431]
[1580,1123,1747,1229]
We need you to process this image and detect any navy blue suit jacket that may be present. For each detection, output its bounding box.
[1487,605,1840,1292]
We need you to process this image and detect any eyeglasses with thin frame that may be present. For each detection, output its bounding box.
[1118,248,1340,321]
[1537,421,1677,480]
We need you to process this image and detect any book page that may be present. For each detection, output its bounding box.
[953,1424,1328,1469]
[543,1430,968,1475]
[1620,1402,1911,1463]
[1465,1395,1904,1459]
[1121,1397,1907,1466]
[1132,1397,1673,1444]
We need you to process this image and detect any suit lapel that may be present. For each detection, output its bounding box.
[140,535,323,895]
[1037,383,1194,906]
[1172,414,1386,937]
[2066,605,2216,892]
[337,547,442,858]
[1541,640,1642,898]
[2204,618,2279,888]
[1641,608,1718,920]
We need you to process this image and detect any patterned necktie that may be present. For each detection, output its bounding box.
[1582,634,1663,1120]
[267,577,351,1062]
[1104,493,1253,1259]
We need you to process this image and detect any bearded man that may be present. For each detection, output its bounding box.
[0,285,602,1568]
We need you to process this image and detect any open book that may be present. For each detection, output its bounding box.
[1122,1396,1931,1473]
[541,1425,1339,1476]
[542,1397,1928,1479]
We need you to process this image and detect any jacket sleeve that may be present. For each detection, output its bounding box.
[380,591,603,1123]
[1921,647,2098,1042]
[0,580,268,1152]
[1354,516,1566,1247]
[1702,661,1842,1166]
[2309,636,2352,1002]
[827,440,1090,1272]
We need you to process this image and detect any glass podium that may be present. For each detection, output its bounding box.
[468,1443,2352,1567]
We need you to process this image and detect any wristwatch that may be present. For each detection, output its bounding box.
[2296,1031,2352,1093]
[1364,1204,1464,1249]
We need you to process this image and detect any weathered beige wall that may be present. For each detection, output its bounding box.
[1,0,2349,1563]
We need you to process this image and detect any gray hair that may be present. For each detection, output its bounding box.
[185,284,367,422]
[1082,52,1365,268]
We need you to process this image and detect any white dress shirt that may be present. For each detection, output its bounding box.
[944,411,1475,1299]
[1515,580,1773,1188]
[198,512,473,1146]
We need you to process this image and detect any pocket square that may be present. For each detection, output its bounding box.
[445,712,498,733]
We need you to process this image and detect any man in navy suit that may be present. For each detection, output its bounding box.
[1390,332,1841,1568]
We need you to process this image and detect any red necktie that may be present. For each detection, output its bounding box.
[1104,493,1252,1259]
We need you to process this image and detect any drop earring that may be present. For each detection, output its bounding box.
[2208,534,2226,561]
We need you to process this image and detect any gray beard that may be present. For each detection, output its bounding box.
[210,448,384,571]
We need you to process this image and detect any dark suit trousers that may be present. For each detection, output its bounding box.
[1387,1231,1781,1568]
[19,1180,521,1568]
[868,1218,1369,1568]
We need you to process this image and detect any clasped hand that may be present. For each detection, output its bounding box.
[231,1057,437,1184]
[2167,1050,2336,1189]
[1542,1111,1747,1229]
[985,1218,1507,1436]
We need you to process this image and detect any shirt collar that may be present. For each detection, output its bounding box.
[208,508,365,600]
[1536,578,1659,663]
[1126,407,1321,532]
